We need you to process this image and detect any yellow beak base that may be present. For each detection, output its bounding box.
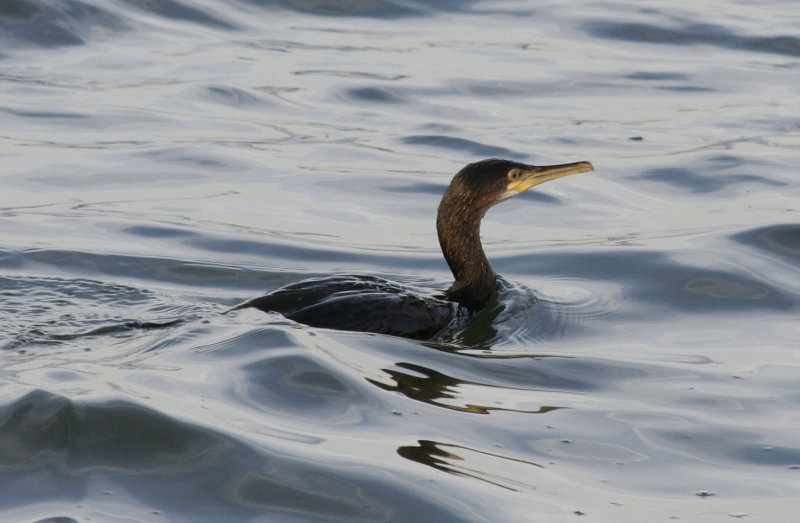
[507,161,594,194]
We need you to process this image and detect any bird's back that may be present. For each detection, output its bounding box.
[234,275,461,339]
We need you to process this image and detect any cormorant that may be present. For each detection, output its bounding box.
[232,158,593,338]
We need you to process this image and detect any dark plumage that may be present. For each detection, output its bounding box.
[232,158,593,338]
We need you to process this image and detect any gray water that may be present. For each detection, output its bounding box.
[1,1,799,521]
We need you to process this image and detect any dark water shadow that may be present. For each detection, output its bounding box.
[344,86,407,104]
[239,353,379,422]
[380,181,446,196]
[638,166,787,193]
[120,0,237,30]
[241,0,481,18]
[0,389,473,521]
[0,247,367,292]
[0,0,129,49]
[624,72,689,81]
[202,84,273,107]
[0,106,87,120]
[585,19,800,58]
[732,224,800,266]
[402,135,525,159]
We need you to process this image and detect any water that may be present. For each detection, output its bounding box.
[1,0,798,521]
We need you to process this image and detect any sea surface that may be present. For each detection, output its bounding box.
[1,1,798,521]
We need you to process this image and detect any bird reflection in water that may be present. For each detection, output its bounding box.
[367,361,564,415]
[397,440,544,492]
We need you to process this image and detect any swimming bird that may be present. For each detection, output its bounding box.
[232,158,593,338]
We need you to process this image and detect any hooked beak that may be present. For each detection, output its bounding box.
[506,161,594,195]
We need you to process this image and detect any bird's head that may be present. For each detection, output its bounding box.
[447,158,595,213]
[437,157,594,308]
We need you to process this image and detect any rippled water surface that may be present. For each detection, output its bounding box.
[1,1,799,521]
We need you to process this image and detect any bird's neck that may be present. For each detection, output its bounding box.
[436,196,496,310]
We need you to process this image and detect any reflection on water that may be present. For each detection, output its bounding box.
[397,439,543,492]
[368,361,565,414]
[1,0,799,521]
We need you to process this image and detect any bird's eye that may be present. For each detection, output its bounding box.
[508,169,520,181]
